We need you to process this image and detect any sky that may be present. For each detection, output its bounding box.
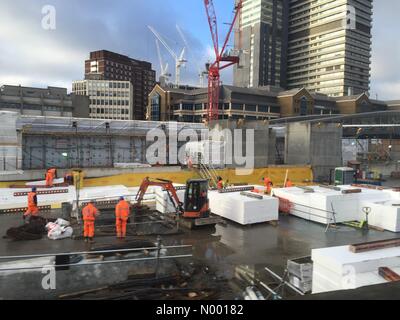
[0,0,398,100]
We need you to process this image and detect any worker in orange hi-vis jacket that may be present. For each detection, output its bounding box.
[285,179,294,188]
[261,177,273,194]
[45,168,56,187]
[217,177,224,190]
[115,197,130,239]
[82,201,99,243]
[24,187,39,223]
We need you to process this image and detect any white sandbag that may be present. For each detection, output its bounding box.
[55,218,70,227]
[47,225,73,240]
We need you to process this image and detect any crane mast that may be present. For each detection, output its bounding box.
[204,0,243,121]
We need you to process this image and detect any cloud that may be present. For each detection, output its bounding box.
[0,0,398,98]
[370,0,400,100]
[0,0,211,90]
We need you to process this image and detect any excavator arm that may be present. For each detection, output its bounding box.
[135,177,184,215]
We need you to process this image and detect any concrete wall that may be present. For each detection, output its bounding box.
[22,134,147,170]
[209,120,269,169]
[0,112,22,171]
[285,122,342,182]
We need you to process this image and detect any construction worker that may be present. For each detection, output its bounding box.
[82,200,99,243]
[285,178,294,188]
[262,177,273,194]
[45,168,56,188]
[115,197,130,239]
[217,177,224,190]
[24,187,39,223]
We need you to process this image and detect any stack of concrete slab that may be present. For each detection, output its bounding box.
[209,188,279,225]
[312,245,400,294]
[155,184,186,214]
[272,185,400,232]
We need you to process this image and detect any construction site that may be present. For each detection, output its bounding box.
[1,0,400,304]
[2,105,400,300]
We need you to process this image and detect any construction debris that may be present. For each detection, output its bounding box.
[4,217,51,241]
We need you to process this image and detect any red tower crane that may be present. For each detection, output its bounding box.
[204,0,243,121]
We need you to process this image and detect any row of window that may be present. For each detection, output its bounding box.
[171,103,280,114]
[90,99,130,106]
[90,107,130,115]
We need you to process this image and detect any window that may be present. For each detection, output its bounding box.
[258,105,268,113]
[182,104,193,111]
[231,104,243,110]
[150,93,161,121]
[245,105,257,112]
[300,97,308,116]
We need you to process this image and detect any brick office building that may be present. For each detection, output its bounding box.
[84,50,156,120]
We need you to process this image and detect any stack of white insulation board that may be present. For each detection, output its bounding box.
[78,185,130,202]
[208,187,279,225]
[0,187,76,210]
[25,178,65,186]
[312,245,400,294]
[155,184,185,214]
[272,185,400,232]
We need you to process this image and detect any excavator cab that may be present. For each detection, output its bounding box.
[183,179,210,219]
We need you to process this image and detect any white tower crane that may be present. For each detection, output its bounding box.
[176,24,208,87]
[155,39,171,86]
[148,25,186,88]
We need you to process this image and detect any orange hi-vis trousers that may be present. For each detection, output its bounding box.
[116,219,127,238]
[84,221,95,238]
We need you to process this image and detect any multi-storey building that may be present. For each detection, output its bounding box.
[234,0,373,97]
[0,85,89,118]
[234,0,290,88]
[287,0,373,97]
[84,50,156,120]
[147,84,389,122]
[72,80,132,120]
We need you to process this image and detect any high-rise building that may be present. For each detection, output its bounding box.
[234,0,290,88]
[72,80,132,120]
[287,0,373,97]
[234,0,373,98]
[84,50,156,120]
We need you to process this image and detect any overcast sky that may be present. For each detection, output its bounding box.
[0,1,398,100]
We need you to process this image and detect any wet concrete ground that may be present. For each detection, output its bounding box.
[1,210,400,299]
[1,178,400,299]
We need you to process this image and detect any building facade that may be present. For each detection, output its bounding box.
[147,84,282,123]
[234,0,290,88]
[287,0,373,97]
[147,84,389,122]
[234,0,373,97]
[84,50,156,120]
[72,80,133,120]
[0,85,89,118]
